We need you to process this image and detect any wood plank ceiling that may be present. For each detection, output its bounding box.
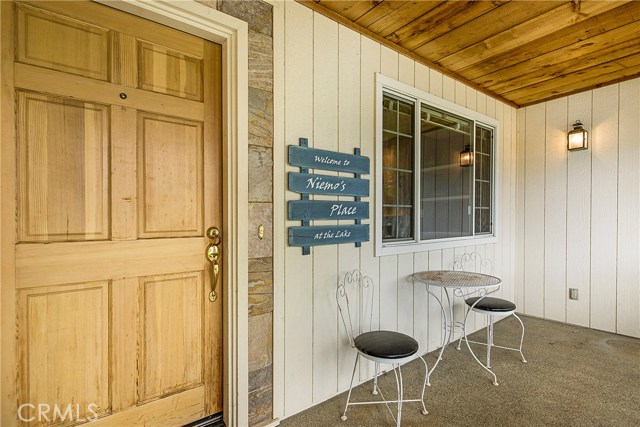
[298,0,640,107]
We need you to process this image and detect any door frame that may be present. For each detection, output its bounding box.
[0,1,249,426]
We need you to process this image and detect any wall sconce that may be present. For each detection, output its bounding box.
[567,120,588,151]
[459,144,473,167]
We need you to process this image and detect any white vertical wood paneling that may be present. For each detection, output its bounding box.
[487,95,497,299]
[617,79,640,338]
[543,98,568,322]
[523,104,545,317]
[566,91,592,327]
[413,252,430,351]
[463,89,482,331]
[429,70,443,98]
[358,34,381,329]
[277,2,520,417]
[311,13,339,404]
[452,246,468,340]
[427,72,445,352]
[357,35,381,384]
[398,54,414,87]
[427,251,443,353]
[495,102,506,299]
[590,85,619,333]
[378,46,399,334]
[397,56,415,337]
[415,63,429,93]
[476,92,487,116]
[380,45,398,80]
[466,86,477,112]
[455,80,466,106]
[379,255,398,331]
[486,96,496,120]
[515,109,526,310]
[443,75,455,103]
[397,254,414,336]
[519,78,640,338]
[272,0,285,418]
[503,107,522,304]
[283,1,314,416]
[337,25,363,383]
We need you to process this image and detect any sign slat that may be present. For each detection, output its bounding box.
[288,172,369,197]
[288,200,369,221]
[288,225,369,247]
[289,145,370,174]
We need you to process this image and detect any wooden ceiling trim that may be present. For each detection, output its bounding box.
[412,1,563,62]
[296,0,519,108]
[458,1,640,81]
[367,1,445,37]
[477,40,638,93]
[317,0,376,22]
[353,0,410,28]
[483,30,640,93]
[518,65,640,107]
[507,62,640,106]
[617,53,640,68]
[438,1,626,72]
[299,1,640,107]
[388,1,501,50]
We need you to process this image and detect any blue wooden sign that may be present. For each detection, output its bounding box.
[289,224,369,247]
[288,138,370,255]
[288,172,369,197]
[288,200,369,221]
[289,145,370,174]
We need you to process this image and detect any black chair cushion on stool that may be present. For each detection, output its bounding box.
[354,330,419,359]
[465,297,516,313]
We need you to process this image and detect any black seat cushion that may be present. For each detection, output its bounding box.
[465,296,516,312]
[354,330,419,359]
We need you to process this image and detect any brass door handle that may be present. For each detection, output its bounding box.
[206,227,221,302]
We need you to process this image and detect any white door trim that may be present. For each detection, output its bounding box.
[94,2,249,426]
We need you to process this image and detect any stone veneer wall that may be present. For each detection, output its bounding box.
[198,1,274,425]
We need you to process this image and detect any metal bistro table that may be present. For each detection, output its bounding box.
[411,270,501,384]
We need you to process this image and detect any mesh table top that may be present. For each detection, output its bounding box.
[411,270,501,288]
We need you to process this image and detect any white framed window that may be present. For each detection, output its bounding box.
[375,74,499,256]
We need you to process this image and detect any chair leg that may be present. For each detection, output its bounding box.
[486,315,494,369]
[513,313,527,363]
[372,362,379,395]
[417,356,429,415]
[341,353,360,421]
[456,321,464,351]
[462,306,499,386]
[392,364,402,427]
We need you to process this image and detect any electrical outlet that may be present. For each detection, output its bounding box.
[569,288,579,300]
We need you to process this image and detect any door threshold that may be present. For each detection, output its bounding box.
[184,413,225,427]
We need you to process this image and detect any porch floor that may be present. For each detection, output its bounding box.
[280,316,640,426]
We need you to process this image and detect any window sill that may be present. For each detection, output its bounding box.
[376,235,497,257]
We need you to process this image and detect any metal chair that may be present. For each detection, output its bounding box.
[337,270,428,427]
[454,253,527,385]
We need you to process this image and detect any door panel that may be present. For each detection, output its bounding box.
[7,1,223,426]
[16,3,109,80]
[137,113,204,238]
[17,283,110,424]
[138,42,204,101]
[139,272,204,402]
[17,91,110,243]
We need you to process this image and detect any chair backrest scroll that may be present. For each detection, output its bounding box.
[336,270,374,348]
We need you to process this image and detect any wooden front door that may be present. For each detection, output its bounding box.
[3,1,223,425]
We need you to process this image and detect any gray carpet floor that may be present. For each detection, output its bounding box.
[280,316,640,427]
